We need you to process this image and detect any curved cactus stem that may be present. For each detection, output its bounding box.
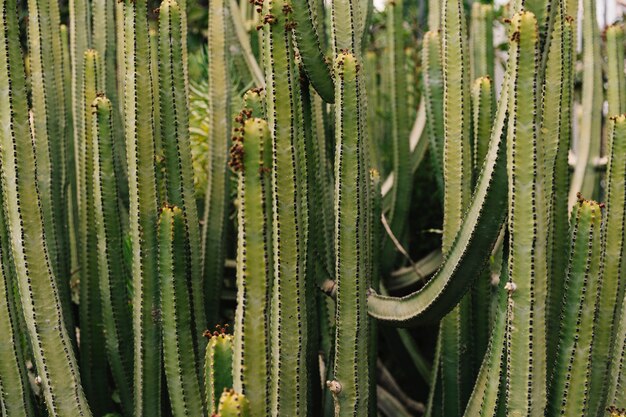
[504,12,548,416]
[367,77,509,327]
[587,115,626,416]
[203,0,230,326]
[422,31,444,191]
[91,95,134,416]
[218,389,251,417]
[232,117,272,414]
[606,24,626,117]
[547,198,603,416]
[291,0,334,102]
[159,0,207,353]
[123,1,161,415]
[158,206,205,417]
[0,0,92,415]
[569,0,602,206]
[541,5,574,369]
[204,332,234,415]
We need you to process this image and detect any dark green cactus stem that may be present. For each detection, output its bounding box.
[262,0,311,412]
[505,11,547,415]
[158,206,205,417]
[203,0,230,325]
[123,1,161,415]
[470,3,494,83]
[91,95,134,416]
[0,201,35,417]
[79,50,110,413]
[381,0,411,270]
[0,0,92,414]
[367,77,509,326]
[587,115,626,416]
[326,52,370,417]
[204,330,234,415]
[291,0,334,102]
[422,31,444,190]
[541,5,574,369]
[232,116,271,414]
[547,197,603,416]
[570,0,602,204]
[159,0,207,350]
[27,0,73,341]
[218,389,251,417]
[606,24,626,117]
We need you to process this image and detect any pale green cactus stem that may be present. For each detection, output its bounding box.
[79,49,110,414]
[428,0,439,30]
[203,0,230,325]
[505,11,548,416]
[123,1,161,415]
[158,206,205,417]
[326,52,370,417]
[231,116,272,414]
[0,197,35,417]
[0,0,92,415]
[91,95,134,416]
[262,0,311,413]
[570,0,603,205]
[587,115,626,416]
[26,0,73,341]
[367,77,509,326]
[218,389,251,417]
[380,0,411,271]
[204,331,234,415]
[541,5,574,369]
[422,31,444,190]
[159,0,207,352]
[242,88,266,118]
[150,26,165,204]
[470,3,494,83]
[547,197,603,416]
[606,24,626,117]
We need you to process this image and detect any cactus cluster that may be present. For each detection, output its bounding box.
[2,0,626,416]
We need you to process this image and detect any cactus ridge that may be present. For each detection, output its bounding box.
[422,31,444,192]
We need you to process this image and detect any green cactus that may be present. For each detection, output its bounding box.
[218,389,251,417]
[204,329,234,415]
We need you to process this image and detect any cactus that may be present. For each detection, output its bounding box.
[218,389,251,417]
[204,329,234,415]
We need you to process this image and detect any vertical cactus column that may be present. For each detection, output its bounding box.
[422,31,444,189]
[91,95,134,416]
[505,12,548,416]
[158,206,205,417]
[547,197,603,416]
[261,0,311,412]
[606,24,626,117]
[203,0,231,325]
[123,1,161,415]
[0,0,92,415]
[205,329,234,415]
[159,0,207,351]
[232,115,272,414]
[78,50,110,413]
[469,3,494,83]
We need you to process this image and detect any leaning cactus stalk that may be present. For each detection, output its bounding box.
[3,0,626,416]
